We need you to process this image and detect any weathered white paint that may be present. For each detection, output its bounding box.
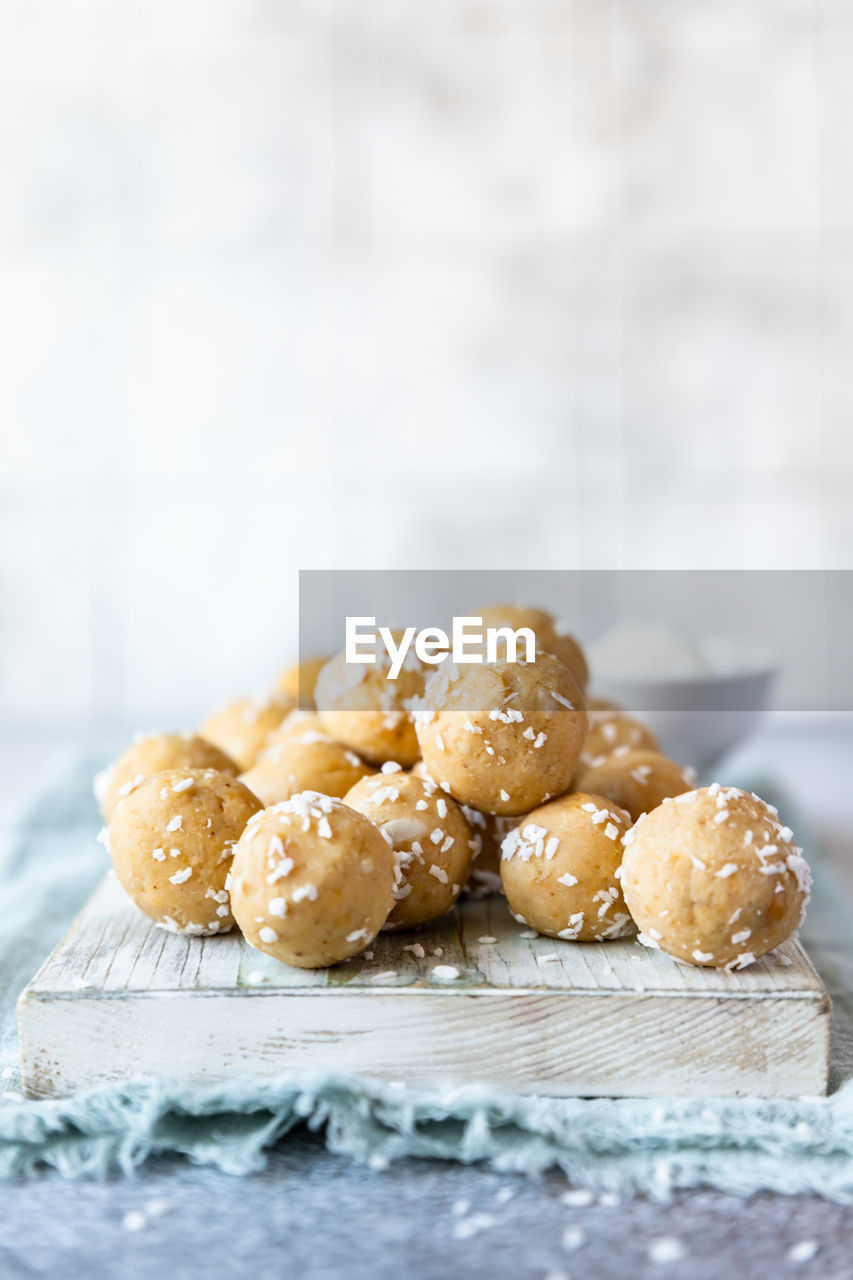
[18,873,831,1099]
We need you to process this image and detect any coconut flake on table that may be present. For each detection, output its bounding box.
[647,1237,687,1265]
[560,1188,595,1207]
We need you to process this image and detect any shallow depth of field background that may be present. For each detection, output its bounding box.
[1,0,851,737]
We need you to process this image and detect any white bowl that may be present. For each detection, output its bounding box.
[594,665,777,777]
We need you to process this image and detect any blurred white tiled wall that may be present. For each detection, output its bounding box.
[1,0,851,732]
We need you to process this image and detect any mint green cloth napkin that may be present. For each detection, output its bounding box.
[1,754,852,1197]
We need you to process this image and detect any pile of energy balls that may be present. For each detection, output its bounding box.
[97,606,811,972]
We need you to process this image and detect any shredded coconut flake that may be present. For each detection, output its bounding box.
[266,857,294,884]
[292,884,319,903]
[788,1241,818,1265]
[648,1237,687,1265]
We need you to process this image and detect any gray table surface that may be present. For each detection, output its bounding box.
[2,722,853,1279]
[1,1136,851,1280]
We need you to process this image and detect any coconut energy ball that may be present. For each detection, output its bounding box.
[580,712,660,769]
[500,793,633,941]
[240,735,375,807]
[345,769,474,929]
[315,637,426,767]
[107,768,262,935]
[96,732,239,821]
[464,809,517,892]
[276,655,328,705]
[479,605,589,691]
[262,710,329,753]
[200,695,296,771]
[229,792,396,968]
[415,652,587,816]
[621,784,811,969]
[574,749,695,823]
[410,761,510,894]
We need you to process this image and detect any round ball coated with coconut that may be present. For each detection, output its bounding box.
[107,768,262,935]
[345,769,474,929]
[229,792,396,968]
[621,784,811,969]
[415,651,587,816]
[500,792,633,941]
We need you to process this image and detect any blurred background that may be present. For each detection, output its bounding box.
[1,0,851,745]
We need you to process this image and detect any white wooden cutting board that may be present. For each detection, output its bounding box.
[18,871,831,1099]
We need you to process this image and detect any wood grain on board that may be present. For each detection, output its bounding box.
[19,873,831,1099]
